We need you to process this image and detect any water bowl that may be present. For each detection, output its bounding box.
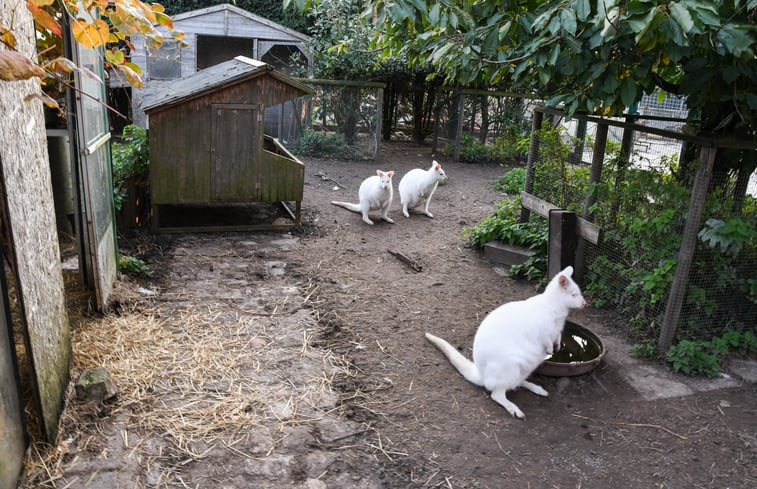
[536,321,606,377]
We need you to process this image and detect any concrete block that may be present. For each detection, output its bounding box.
[483,240,534,266]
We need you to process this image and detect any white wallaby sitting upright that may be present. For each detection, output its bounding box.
[398,160,447,218]
[331,169,395,225]
[425,266,587,419]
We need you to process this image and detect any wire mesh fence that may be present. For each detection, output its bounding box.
[525,108,756,345]
[269,79,384,160]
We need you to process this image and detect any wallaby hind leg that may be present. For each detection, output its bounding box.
[520,380,548,397]
[421,198,434,218]
[491,387,525,418]
[381,202,394,223]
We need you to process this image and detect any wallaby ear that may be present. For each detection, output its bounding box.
[376,169,383,177]
[434,162,441,171]
[562,266,574,277]
[387,170,394,177]
[558,275,569,288]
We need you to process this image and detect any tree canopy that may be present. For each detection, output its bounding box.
[288,0,756,137]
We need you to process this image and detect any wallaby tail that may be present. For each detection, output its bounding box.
[330,201,361,213]
[424,333,483,386]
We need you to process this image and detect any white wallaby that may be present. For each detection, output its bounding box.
[425,266,587,418]
[331,169,395,225]
[398,160,447,218]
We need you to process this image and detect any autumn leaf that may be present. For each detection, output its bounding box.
[124,61,142,75]
[0,51,46,80]
[45,56,78,74]
[24,91,61,109]
[26,0,62,37]
[1,22,18,48]
[71,17,110,48]
[154,12,173,30]
[115,63,142,89]
[105,48,125,65]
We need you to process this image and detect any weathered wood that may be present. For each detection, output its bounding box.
[147,58,309,232]
[548,210,578,279]
[521,110,544,223]
[296,78,386,88]
[520,192,601,244]
[575,122,608,283]
[0,0,70,447]
[658,146,717,350]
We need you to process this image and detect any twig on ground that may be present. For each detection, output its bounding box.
[387,249,423,272]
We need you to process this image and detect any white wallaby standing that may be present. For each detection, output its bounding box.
[398,160,447,218]
[425,266,587,419]
[331,169,395,225]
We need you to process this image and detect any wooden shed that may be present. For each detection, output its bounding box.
[143,56,314,232]
[128,3,311,135]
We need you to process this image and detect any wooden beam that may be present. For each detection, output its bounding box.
[520,192,601,245]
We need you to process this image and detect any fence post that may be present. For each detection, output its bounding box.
[658,146,717,350]
[570,119,587,165]
[574,122,607,284]
[454,92,465,162]
[431,86,442,156]
[374,88,383,161]
[520,109,543,223]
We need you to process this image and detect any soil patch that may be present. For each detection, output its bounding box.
[19,141,756,489]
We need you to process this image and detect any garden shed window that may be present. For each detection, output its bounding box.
[147,40,181,80]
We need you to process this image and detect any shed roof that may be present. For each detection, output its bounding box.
[171,3,310,42]
[142,56,314,114]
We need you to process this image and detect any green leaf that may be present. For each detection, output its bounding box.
[620,76,637,107]
[574,0,591,22]
[559,9,577,35]
[429,3,440,25]
[669,2,694,34]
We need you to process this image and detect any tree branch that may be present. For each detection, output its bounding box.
[652,72,681,95]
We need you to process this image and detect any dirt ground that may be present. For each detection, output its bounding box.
[21,141,756,489]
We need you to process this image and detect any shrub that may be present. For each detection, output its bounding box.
[463,198,548,282]
[493,167,526,195]
[111,125,149,211]
[294,128,357,159]
[666,330,756,377]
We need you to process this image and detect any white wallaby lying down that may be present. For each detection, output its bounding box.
[425,266,587,418]
[398,160,447,218]
[331,169,395,225]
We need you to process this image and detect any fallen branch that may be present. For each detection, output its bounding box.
[315,171,346,189]
[387,249,423,272]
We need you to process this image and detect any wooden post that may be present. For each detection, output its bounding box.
[431,86,441,156]
[570,119,587,165]
[548,210,577,279]
[521,109,544,223]
[454,92,465,162]
[374,87,383,161]
[658,146,717,350]
[575,122,607,284]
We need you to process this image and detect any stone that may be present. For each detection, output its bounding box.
[75,367,118,402]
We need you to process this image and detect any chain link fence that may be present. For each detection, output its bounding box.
[268,79,384,160]
[524,107,756,345]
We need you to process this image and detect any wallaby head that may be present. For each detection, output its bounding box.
[430,161,446,181]
[548,266,587,310]
[376,170,394,190]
